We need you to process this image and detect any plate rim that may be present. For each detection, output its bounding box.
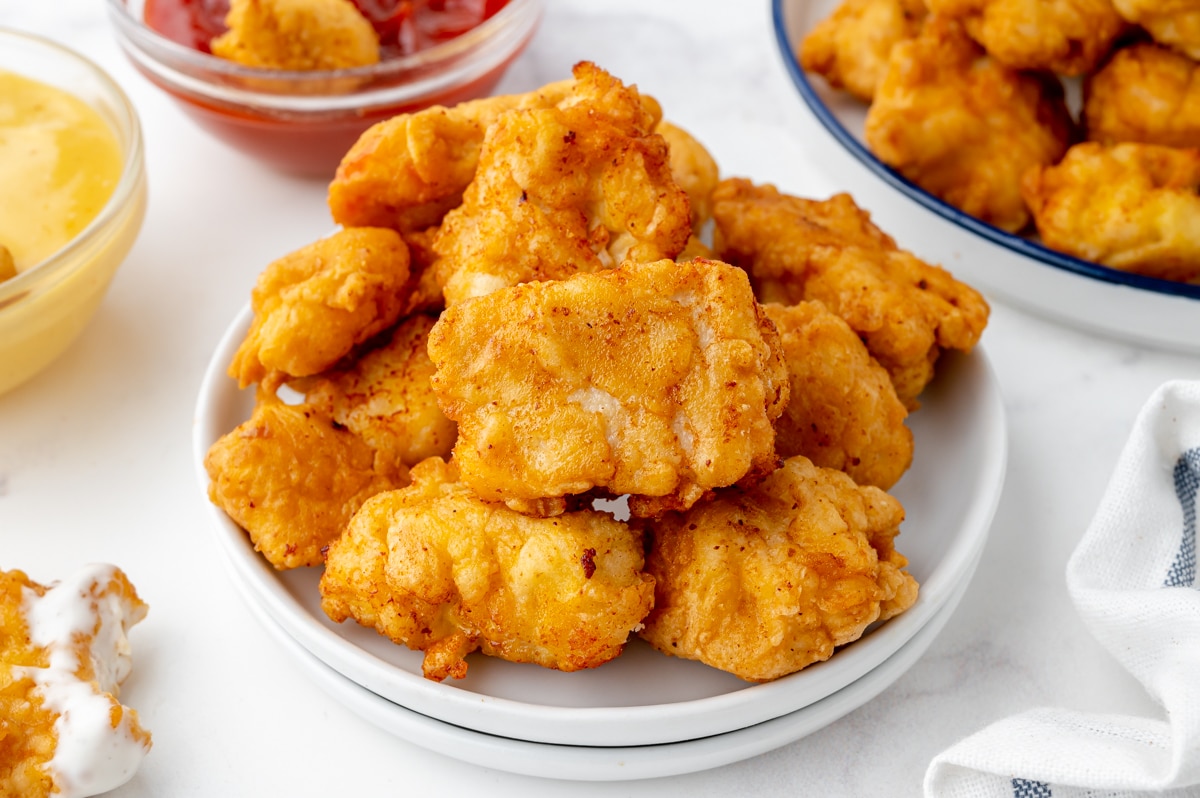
[193,302,1007,748]
[770,0,1200,303]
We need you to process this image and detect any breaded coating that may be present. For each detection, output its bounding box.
[228,227,411,389]
[925,0,1127,75]
[711,178,989,408]
[1084,42,1200,148]
[800,0,928,101]
[431,62,693,304]
[204,396,405,569]
[764,302,913,490]
[639,456,918,683]
[0,566,151,798]
[1022,141,1200,282]
[656,120,721,232]
[320,458,655,681]
[1112,0,1200,60]
[328,79,575,232]
[864,15,1074,233]
[303,314,457,470]
[211,0,380,70]
[427,258,789,518]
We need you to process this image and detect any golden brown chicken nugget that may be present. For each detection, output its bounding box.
[212,0,380,70]
[0,565,151,798]
[428,257,789,518]
[764,302,913,490]
[432,62,693,305]
[639,455,918,683]
[303,313,456,469]
[800,0,928,101]
[926,0,1127,75]
[864,15,1074,233]
[320,457,655,681]
[656,120,721,232]
[327,78,576,232]
[1112,0,1200,60]
[205,396,405,569]
[228,226,411,389]
[1084,42,1200,149]
[712,178,989,408]
[1023,141,1200,282]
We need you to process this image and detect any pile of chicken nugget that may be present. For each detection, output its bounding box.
[801,0,1200,284]
[204,61,991,684]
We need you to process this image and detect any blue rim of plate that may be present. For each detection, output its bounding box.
[769,0,1200,302]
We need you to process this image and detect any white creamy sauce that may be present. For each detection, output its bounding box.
[18,563,150,798]
[569,386,625,451]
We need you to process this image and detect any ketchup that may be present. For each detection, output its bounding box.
[144,0,512,59]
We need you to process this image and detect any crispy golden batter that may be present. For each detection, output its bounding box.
[0,566,151,798]
[431,62,692,304]
[205,396,405,568]
[320,457,655,681]
[427,258,789,518]
[800,0,928,101]
[212,0,380,70]
[712,178,989,407]
[228,227,411,389]
[328,79,575,232]
[656,120,721,233]
[926,0,1127,74]
[1023,141,1200,282]
[1084,42,1200,148]
[639,456,918,683]
[303,314,456,470]
[1112,0,1200,60]
[864,16,1074,233]
[764,302,913,490]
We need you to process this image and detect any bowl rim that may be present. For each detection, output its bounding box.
[104,0,542,89]
[769,0,1200,302]
[0,28,146,307]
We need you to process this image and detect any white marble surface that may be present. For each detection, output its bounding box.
[1,1,1198,795]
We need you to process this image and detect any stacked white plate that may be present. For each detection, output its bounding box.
[192,306,1007,781]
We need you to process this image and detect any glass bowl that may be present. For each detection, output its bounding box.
[105,0,543,176]
[0,29,147,397]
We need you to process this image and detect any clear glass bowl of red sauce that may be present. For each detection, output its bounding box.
[105,0,542,176]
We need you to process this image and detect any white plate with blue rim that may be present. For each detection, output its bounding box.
[773,0,1200,354]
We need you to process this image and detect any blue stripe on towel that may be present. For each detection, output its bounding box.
[1167,447,1199,588]
[1012,778,1052,797]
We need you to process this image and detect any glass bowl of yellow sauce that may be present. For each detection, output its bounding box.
[0,29,147,396]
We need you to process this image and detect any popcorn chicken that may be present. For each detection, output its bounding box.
[800,0,928,101]
[1084,42,1200,148]
[212,0,380,70]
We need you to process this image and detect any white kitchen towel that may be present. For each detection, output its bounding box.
[924,380,1200,798]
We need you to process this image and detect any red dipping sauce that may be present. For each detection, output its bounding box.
[120,0,536,176]
[145,0,511,59]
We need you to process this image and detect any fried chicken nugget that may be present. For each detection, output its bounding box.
[864,15,1074,233]
[1112,0,1200,61]
[327,78,575,232]
[228,227,411,389]
[205,396,406,569]
[212,0,380,70]
[799,0,928,102]
[1084,42,1200,148]
[925,0,1127,75]
[639,456,918,683]
[303,313,456,470]
[0,565,151,798]
[764,302,913,490]
[431,62,693,304]
[427,257,789,519]
[1023,141,1200,282]
[320,457,655,681]
[656,120,720,233]
[712,178,989,408]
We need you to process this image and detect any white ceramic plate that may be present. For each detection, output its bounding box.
[773,0,1200,354]
[192,304,1007,748]
[234,547,978,781]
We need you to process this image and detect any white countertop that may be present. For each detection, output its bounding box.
[2,1,1198,795]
